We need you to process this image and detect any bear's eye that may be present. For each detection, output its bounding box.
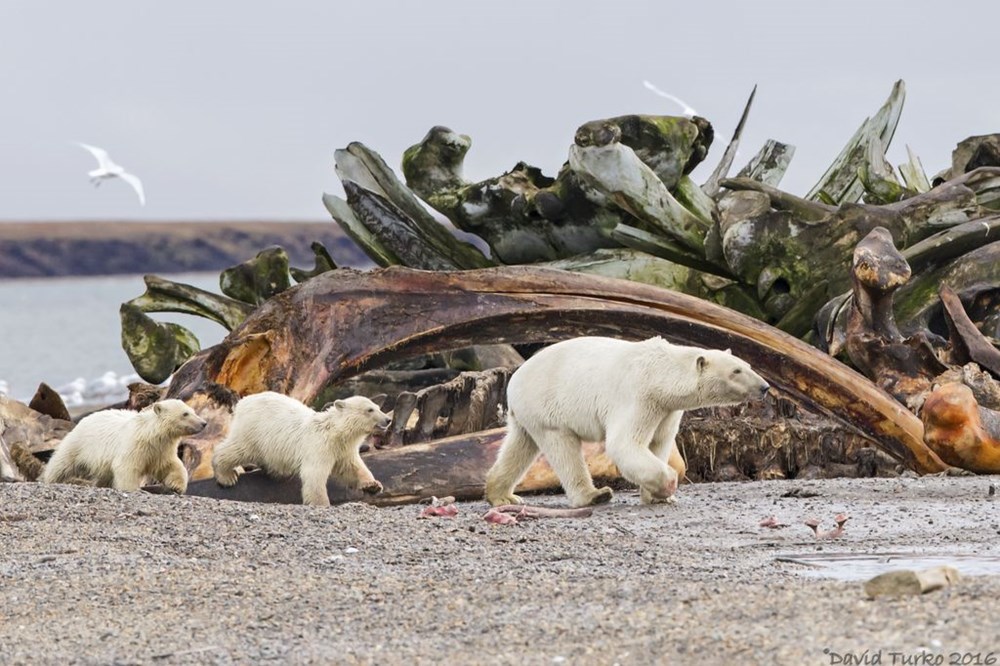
[367,407,374,413]
[733,369,742,375]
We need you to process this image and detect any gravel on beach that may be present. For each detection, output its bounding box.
[2,476,999,665]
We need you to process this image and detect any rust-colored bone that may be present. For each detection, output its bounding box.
[164,266,945,474]
[845,227,947,407]
[921,382,1000,473]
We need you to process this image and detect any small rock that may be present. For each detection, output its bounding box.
[781,487,820,498]
[864,566,960,598]
[344,547,359,554]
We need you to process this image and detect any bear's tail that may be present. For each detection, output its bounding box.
[9,443,46,481]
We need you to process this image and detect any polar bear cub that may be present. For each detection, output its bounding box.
[485,336,770,508]
[42,399,206,493]
[212,392,390,507]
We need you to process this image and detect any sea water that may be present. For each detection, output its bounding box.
[0,273,229,405]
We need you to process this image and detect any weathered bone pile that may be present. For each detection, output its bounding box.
[7,78,1000,505]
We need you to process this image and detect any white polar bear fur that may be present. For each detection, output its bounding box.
[485,336,771,508]
[41,399,206,493]
[211,392,391,507]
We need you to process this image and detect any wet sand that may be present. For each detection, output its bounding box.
[1,475,998,665]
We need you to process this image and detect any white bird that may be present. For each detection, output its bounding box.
[83,370,121,400]
[75,142,146,206]
[54,377,87,397]
[642,80,699,118]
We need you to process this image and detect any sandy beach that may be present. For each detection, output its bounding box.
[2,475,999,665]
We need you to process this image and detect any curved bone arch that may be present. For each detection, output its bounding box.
[167,266,946,474]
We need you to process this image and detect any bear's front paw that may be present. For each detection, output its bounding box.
[640,488,679,505]
[642,469,678,502]
[361,479,383,495]
[486,492,523,507]
[214,469,240,487]
[164,480,188,495]
[574,486,613,507]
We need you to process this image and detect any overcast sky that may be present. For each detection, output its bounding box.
[1,0,997,221]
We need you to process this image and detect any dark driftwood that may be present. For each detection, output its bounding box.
[161,265,945,474]
[176,429,618,506]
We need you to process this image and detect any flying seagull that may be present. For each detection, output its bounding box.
[642,80,699,118]
[75,142,145,206]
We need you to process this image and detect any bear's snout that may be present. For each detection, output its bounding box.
[759,382,771,397]
[374,414,391,430]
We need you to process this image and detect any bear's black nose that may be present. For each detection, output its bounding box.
[760,383,771,396]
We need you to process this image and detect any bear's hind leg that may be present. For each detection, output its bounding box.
[534,430,612,508]
[300,469,332,507]
[111,467,145,492]
[40,446,78,484]
[211,441,243,487]
[485,419,540,506]
[666,446,686,483]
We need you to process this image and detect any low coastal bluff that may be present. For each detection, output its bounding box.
[0,221,371,278]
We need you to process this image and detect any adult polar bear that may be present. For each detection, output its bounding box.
[485,336,771,507]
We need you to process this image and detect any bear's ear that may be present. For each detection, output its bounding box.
[153,402,164,416]
[724,348,732,354]
[333,400,346,410]
[697,355,707,372]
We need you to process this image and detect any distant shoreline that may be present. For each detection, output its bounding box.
[0,220,371,278]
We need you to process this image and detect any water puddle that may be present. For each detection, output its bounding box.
[776,552,1000,580]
